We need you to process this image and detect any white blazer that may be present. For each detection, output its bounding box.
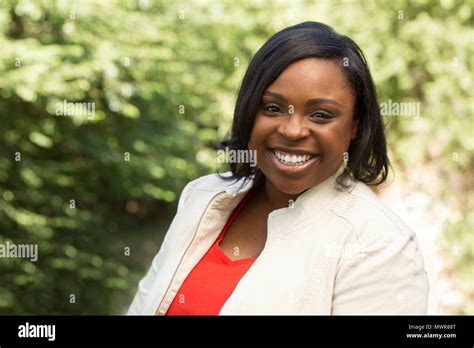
[128,163,429,315]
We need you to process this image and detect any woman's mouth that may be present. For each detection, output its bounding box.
[267,147,321,175]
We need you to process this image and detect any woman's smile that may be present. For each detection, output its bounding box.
[266,147,321,176]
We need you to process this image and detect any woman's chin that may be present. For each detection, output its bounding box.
[265,176,311,196]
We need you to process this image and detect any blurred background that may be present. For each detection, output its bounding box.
[0,0,472,315]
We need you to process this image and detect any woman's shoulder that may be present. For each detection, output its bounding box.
[176,171,251,209]
[181,171,249,193]
[333,180,412,227]
[330,181,429,314]
[331,180,421,257]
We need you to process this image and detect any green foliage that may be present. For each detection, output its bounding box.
[0,0,472,314]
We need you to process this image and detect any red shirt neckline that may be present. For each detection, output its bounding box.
[213,185,258,265]
[165,184,260,315]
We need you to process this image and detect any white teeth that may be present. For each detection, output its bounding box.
[272,149,315,166]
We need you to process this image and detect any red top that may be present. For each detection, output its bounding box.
[166,186,257,315]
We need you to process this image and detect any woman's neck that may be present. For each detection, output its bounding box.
[258,177,302,211]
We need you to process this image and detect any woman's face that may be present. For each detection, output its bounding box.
[248,58,358,195]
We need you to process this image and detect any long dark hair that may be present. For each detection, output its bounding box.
[219,21,390,191]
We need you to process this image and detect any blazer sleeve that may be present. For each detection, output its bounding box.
[126,179,198,315]
[331,216,430,315]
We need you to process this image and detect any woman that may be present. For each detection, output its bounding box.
[128,21,429,315]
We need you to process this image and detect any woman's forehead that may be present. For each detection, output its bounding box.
[265,58,354,104]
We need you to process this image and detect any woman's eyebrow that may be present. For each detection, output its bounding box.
[262,91,288,103]
[305,97,342,108]
[263,91,342,108]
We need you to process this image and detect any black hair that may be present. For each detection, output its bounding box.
[218,21,390,191]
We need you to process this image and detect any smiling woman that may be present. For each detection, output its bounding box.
[128,22,429,315]
[249,58,358,196]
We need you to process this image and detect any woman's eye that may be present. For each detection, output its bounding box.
[263,104,282,114]
[310,111,332,120]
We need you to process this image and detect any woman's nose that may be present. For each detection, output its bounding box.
[277,113,310,141]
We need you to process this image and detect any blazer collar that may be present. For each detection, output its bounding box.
[221,163,348,239]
